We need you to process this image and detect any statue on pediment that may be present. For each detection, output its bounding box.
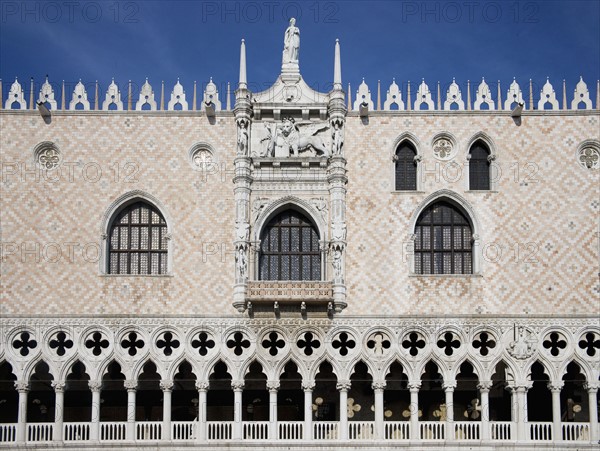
[261,118,329,158]
[283,18,300,64]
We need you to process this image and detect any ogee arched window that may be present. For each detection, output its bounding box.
[108,201,168,275]
[414,201,473,274]
[259,210,320,281]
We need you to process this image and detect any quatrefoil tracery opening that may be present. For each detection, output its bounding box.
[297,332,321,356]
[402,332,426,357]
[191,331,215,356]
[578,332,600,357]
[543,332,567,357]
[262,332,285,356]
[85,332,110,356]
[367,332,391,356]
[156,331,180,356]
[13,331,37,356]
[437,332,461,356]
[121,331,145,356]
[472,332,496,356]
[332,332,356,357]
[49,331,74,356]
[227,332,251,356]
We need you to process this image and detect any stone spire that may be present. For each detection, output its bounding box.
[497,80,502,111]
[407,81,412,111]
[596,80,600,109]
[160,80,165,110]
[529,79,534,110]
[347,83,351,109]
[0,79,2,111]
[436,81,441,110]
[29,77,34,109]
[333,39,342,90]
[562,79,567,109]
[377,80,381,110]
[95,80,99,110]
[193,81,197,110]
[61,80,66,110]
[467,80,472,110]
[127,80,132,110]
[239,39,247,90]
[226,82,231,110]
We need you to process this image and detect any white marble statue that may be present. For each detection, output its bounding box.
[282,18,300,64]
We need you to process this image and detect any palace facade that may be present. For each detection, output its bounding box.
[1,20,599,450]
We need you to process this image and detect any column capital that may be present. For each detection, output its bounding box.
[51,380,66,392]
[584,381,600,392]
[88,380,102,392]
[547,381,564,393]
[160,379,174,391]
[336,380,351,391]
[266,380,280,392]
[196,381,210,391]
[477,380,493,392]
[407,381,422,391]
[442,380,457,391]
[14,381,29,393]
[505,381,532,393]
[301,380,315,391]
[371,381,386,391]
[124,379,138,391]
[231,380,245,391]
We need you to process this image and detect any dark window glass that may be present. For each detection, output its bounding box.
[414,201,473,274]
[469,141,490,190]
[259,210,320,281]
[109,202,167,275]
[395,142,417,191]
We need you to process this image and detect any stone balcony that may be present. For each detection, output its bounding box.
[246,281,333,305]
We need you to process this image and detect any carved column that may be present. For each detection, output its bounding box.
[195,381,209,442]
[161,380,174,440]
[408,381,421,440]
[548,382,563,442]
[584,382,599,441]
[443,380,456,440]
[478,381,492,440]
[15,381,28,443]
[267,381,280,439]
[231,380,244,440]
[124,380,137,441]
[337,380,351,440]
[52,381,65,442]
[372,381,386,439]
[88,380,102,441]
[302,380,315,440]
[508,383,530,441]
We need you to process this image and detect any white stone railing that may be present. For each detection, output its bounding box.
[490,421,513,440]
[100,422,127,441]
[243,421,269,440]
[172,421,195,440]
[348,421,375,440]
[63,422,90,441]
[207,421,233,440]
[420,421,445,440]
[561,422,590,441]
[278,421,303,440]
[453,421,480,440]
[0,424,16,442]
[247,281,333,302]
[136,421,162,441]
[384,421,410,440]
[529,422,553,441]
[313,421,339,440]
[27,423,53,442]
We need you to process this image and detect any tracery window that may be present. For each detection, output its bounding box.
[394,141,417,191]
[108,202,168,275]
[259,210,320,281]
[469,141,491,190]
[414,201,473,275]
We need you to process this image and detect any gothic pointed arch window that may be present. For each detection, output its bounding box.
[414,201,473,274]
[108,201,168,275]
[259,209,321,281]
[469,140,491,190]
[394,141,417,191]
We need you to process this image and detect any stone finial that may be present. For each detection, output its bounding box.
[38,76,58,110]
[160,80,165,110]
[414,79,434,110]
[5,77,27,109]
[103,79,123,110]
[436,81,441,110]
[444,78,465,110]
[347,82,351,109]
[127,80,132,110]
[61,80,66,110]
[69,80,90,110]
[562,79,567,109]
[168,79,188,110]
[383,78,404,110]
[193,81,197,111]
[466,80,472,110]
[226,82,231,110]
[571,76,592,110]
[0,79,2,111]
[239,39,247,89]
[474,78,494,110]
[333,39,342,90]
[94,80,99,110]
[353,78,374,111]
[537,78,559,110]
[377,80,381,110]
[406,81,411,111]
[135,78,157,111]
[202,78,221,111]
[497,80,502,111]
[29,77,34,109]
[504,78,525,110]
[529,78,534,110]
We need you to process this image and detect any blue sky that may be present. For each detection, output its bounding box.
[1,0,599,106]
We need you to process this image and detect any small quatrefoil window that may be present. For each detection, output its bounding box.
[437,332,460,356]
[297,332,321,356]
[191,332,215,356]
[85,332,109,356]
[402,332,426,356]
[367,332,391,356]
[227,331,250,356]
[156,331,180,356]
[262,332,285,356]
[13,331,37,356]
[578,332,600,357]
[332,332,355,356]
[49,331,73,356]
[543,332,567,357]
[472,332,496,356]
[121,331,145,356]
